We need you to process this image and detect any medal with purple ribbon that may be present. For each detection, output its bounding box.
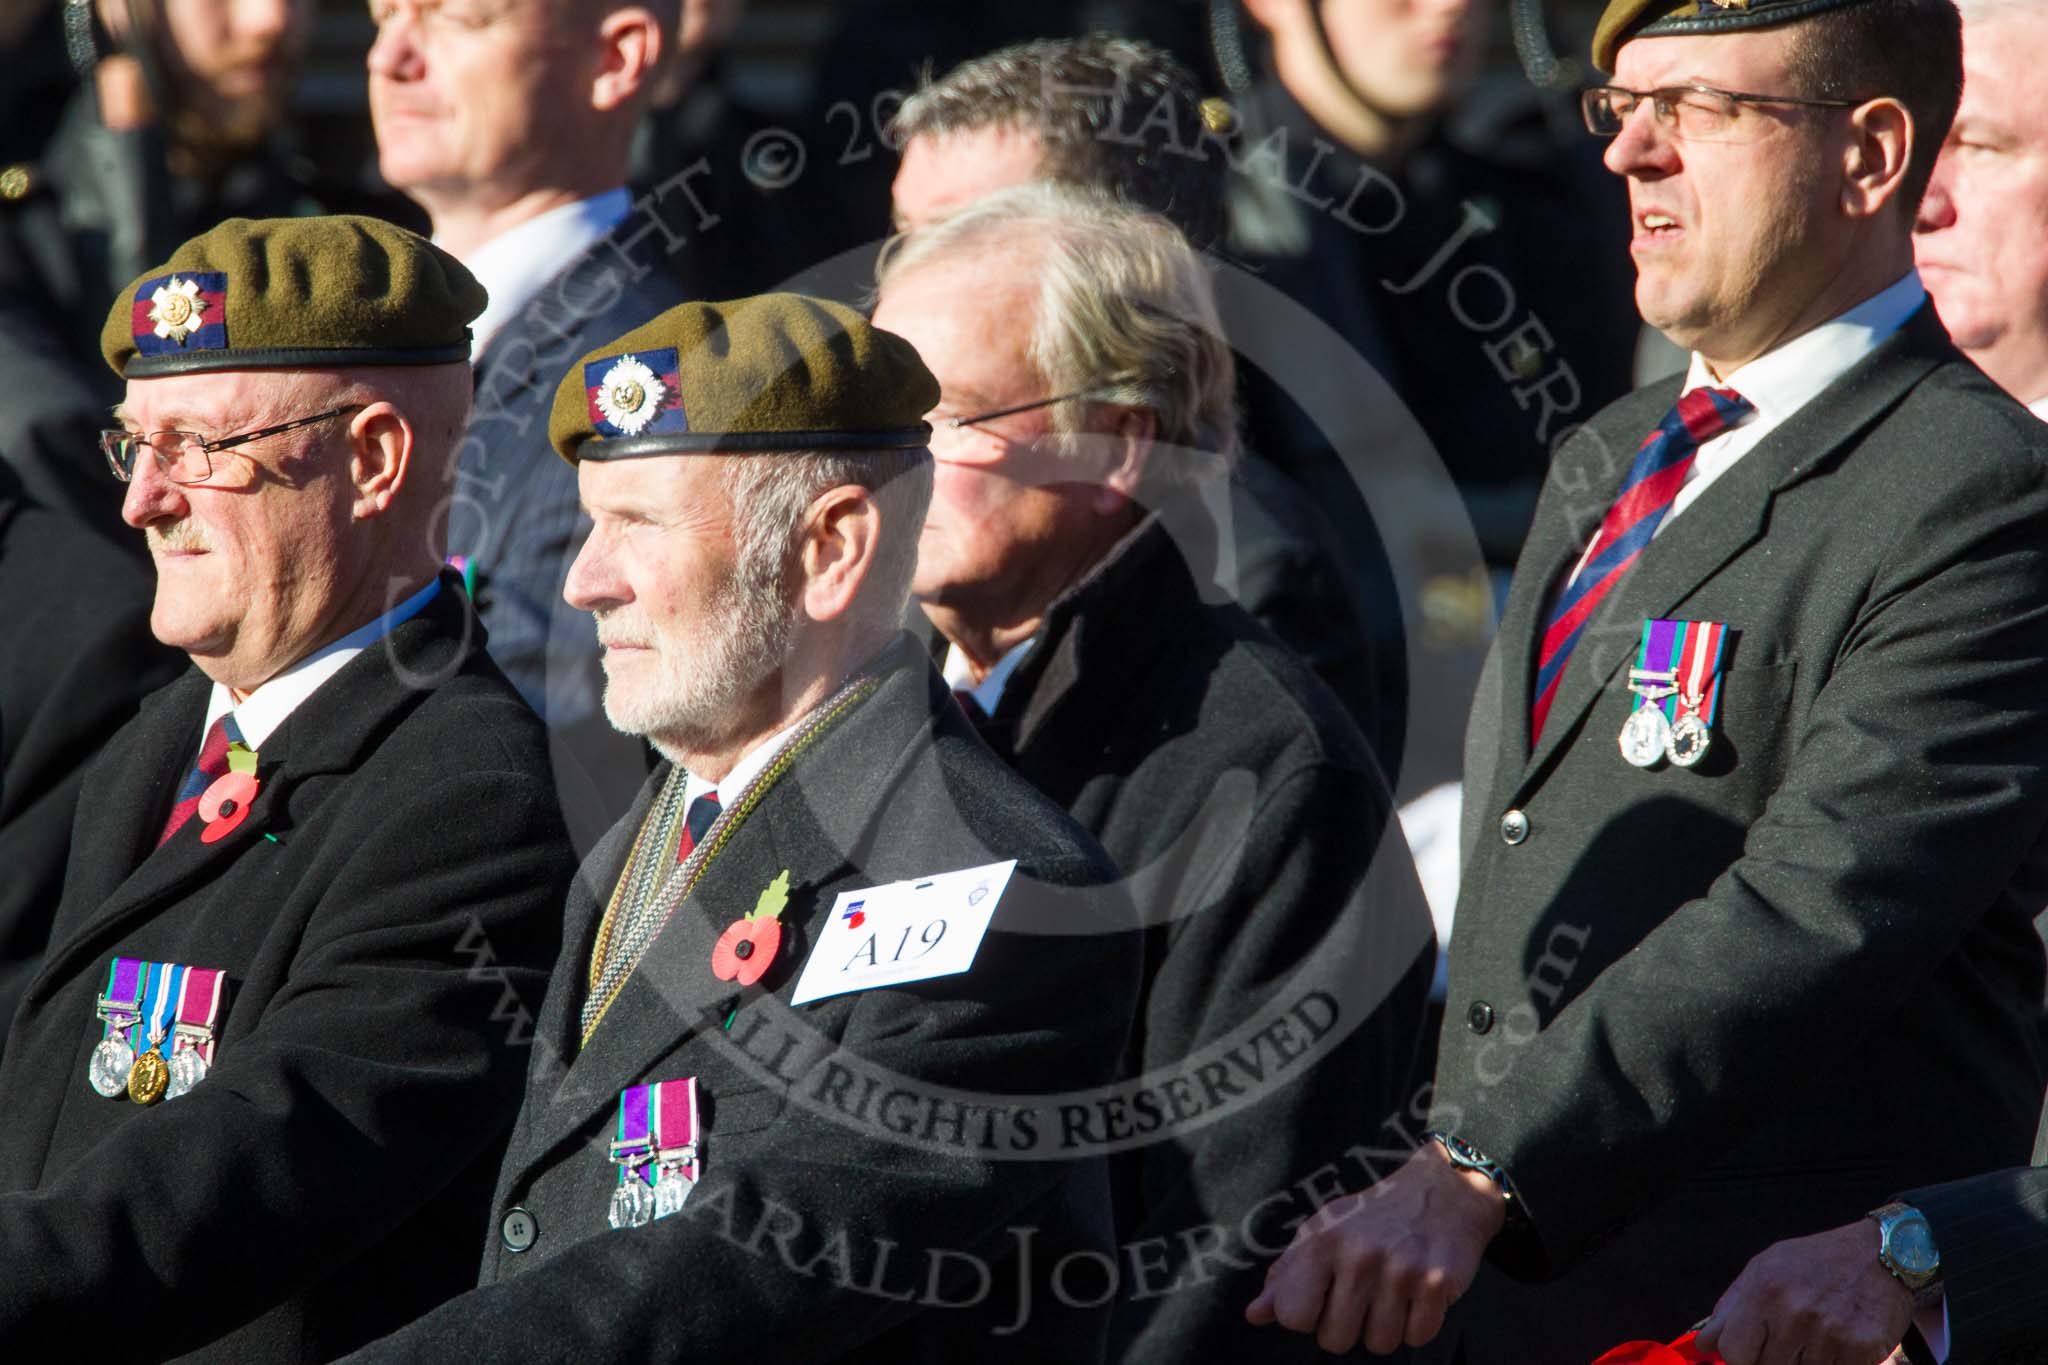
[88,957,146,1098]
[127,961,185,1105]
[608,1083,658,1229]
[607,1077,700,1228]
[1619,619,1682,768]
[167,967,227,1100]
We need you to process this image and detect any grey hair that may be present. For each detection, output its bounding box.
[725,448,934,637]
[874,181,1239,496]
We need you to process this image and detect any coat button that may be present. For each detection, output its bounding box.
[1467,1001,1496,1034]
[501,1207,538,1253]
[1500,809,1529,845]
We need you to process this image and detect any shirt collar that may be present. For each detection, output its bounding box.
[2027,394,2048,422]
[680,718,798,809]
[204,578,442,750]
[454,188,633,358]
[1681,271,1927,422]
[941,637,1036,716]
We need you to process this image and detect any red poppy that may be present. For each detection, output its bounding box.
[1592,1333,1721,1365]
[198,772,260,845]
[711,917,781,987]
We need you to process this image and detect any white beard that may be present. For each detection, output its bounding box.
[593,564,796,762]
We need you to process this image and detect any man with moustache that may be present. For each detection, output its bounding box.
[0,215,570,1360]
[344,294,1140,1363]
[1248,0,2048,1359]
[1913,0,2048,415]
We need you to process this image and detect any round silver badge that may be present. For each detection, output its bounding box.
[165,1047,209,1100]
[608,1177,655,1230]
[1618,706,1672,768]
[1667,711,1712,768]
[88,1037,135,1098]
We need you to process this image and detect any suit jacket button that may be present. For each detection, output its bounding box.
[501,1207,538,1253]
[1500,809,1529,845]
[1467,1001,1496,1034]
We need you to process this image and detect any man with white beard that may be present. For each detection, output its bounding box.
[346,292,1143,1363]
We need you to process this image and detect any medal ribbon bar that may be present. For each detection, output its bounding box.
[652,1077,700,1183]
[173,967,226,1063]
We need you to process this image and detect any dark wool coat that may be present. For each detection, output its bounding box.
[961,517,1437,1364]
[0,578,571,1361]
[346,640,1144,1363]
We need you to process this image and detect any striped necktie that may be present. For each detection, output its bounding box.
[159,713,246,846]
[1531,387,1753,742]
[673,791,720,865]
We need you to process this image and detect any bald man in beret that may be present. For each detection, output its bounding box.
[1249,0,2048,1359]
[345,293,1141,1363]
[0,215,571,1360]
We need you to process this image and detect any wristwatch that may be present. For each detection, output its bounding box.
[1424,1130,1524,1223]
[1868,1201,1942,1299]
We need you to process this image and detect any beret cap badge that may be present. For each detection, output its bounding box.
[596,355,667,436]
[149,278,207,343]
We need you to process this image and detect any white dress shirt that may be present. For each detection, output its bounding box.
[455,189,632,357]
[680,720,798,811]
[2027,394,2048,422]
[942,638,1036,717]
[199,578,442,752]
[1572,272,1927,584]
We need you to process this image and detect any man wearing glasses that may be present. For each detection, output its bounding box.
[873,182,1435,1364]
[0,215,572,1360]
[1248,0,2048,1359]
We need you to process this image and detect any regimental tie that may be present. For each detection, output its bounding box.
[158,713,247,846]
[674,791,720,865]
[1530,387,1754,744]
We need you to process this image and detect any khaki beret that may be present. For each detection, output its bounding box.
[1592,0,1874,72]
[102,215,485,379]
[549,293,938,464]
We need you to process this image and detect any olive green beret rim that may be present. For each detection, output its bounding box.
[121,342,473,379]
[570,425,935,463]
[1594,0,1871,71]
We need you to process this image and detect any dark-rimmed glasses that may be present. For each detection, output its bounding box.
[101,405,366,485]
[1581,84,1863,144]
[945,388,1118,430]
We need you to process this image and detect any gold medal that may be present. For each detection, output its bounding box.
[127,1049,170,1105]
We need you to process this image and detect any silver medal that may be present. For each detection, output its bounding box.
[653,1166,693,1220]
[1666,710,1712,767]
[608,1176,655,1230]
[165,1047,208,1100]
[88,1036,135,1098]
[1618,705,1672,768]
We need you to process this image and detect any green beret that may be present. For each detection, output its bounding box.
[1592,0,1874,72]
[102,214,486,379]
[549,293,938,464]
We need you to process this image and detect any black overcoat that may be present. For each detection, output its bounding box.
[966,518,1437,1363]
[0,578,570,1361]
[1433,306,2048,1361]
[346,640,1143,1362]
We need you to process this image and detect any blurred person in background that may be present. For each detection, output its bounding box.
[1914,0,2048,416]
[368,0,686,853]
[890,34,1404,779]
[0,0,322,543]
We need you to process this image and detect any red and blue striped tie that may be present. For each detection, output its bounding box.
[158,712,247,846]
[1530,386,1753,743]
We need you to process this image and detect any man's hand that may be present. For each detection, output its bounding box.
[1245,1140,1507,1354]
[1693,1219,1916,1365]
